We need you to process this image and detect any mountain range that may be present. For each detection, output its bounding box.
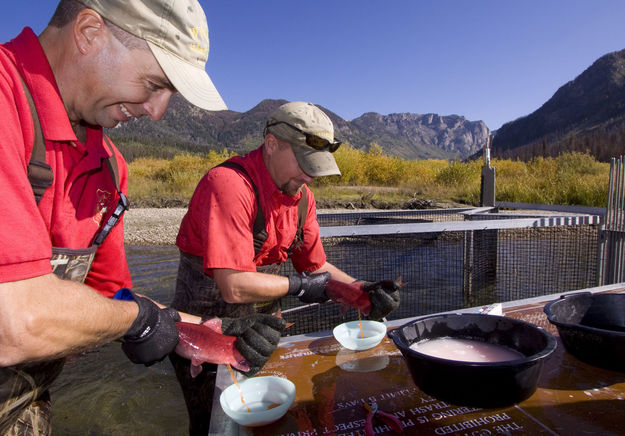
[489,48,625,161]
[108,97,489,161]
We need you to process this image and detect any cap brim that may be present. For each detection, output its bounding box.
[148,42,227,111]
[291,142,341,177]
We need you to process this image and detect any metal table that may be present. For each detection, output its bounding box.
[209,284,625,436]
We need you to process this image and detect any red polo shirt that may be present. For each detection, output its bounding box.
[0,28,131,297]
[176,146,327,275]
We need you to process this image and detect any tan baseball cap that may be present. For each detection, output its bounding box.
[79,0,227,111]
[266,102,341,177]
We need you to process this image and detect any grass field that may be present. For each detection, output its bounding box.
[126,146,610,209]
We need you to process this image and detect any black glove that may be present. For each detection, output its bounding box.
[221,314,286,376]
[121,294,181,366]
[362,280,401,320]
[287,272,331,303]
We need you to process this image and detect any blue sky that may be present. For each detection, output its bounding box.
[2,1,625,131]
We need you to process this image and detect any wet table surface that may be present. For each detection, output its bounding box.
[209,285,625,436]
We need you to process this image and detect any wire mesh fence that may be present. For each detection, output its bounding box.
[602,156,625,284]
[316,208,471,226]
[279,210,601,336]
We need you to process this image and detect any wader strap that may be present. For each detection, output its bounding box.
[19,74,126,246]
[288,186,307,255]
[216,161,267,254]
[102,136,121,192]
[215,160,308,256]
[92,137,129,246]
[19,77,53,205]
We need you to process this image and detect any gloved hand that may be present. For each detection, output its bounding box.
[119,291,181,366]
[287,272,331,303]
[221,314,286,376]
[361,280,401,320]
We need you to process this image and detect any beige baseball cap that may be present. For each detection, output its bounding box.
[79,0,227,111]
[266,102,341,177]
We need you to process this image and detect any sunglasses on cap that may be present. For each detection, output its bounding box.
[265,121,342,152]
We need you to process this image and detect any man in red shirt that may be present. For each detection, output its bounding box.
[0,0,237,434]
[171,101,401,434]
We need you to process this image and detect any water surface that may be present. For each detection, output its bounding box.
[51,245,187,435]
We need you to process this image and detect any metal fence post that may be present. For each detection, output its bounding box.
[462,230,474,307]
[602,156,625,285]
[480,134,496,207]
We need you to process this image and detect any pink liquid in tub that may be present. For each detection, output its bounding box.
[410,337,524,362]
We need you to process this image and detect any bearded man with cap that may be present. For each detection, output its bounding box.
[171,101,401,434]
[0,0,246,434]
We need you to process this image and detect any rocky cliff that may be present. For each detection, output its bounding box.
[108,97,488,160]
[490,48,625,160]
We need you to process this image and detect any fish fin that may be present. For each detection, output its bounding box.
[276,309,294,328]
[339,304,349,316]
[201,318,223,334]
[190,363,203,378]
[232,349,251,373]
[395,276,407,288]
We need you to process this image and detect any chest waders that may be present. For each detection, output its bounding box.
[171,160,307,319]
[169,161,307,435]
[0,79,128,436]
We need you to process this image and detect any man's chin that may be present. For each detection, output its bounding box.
[285,186,304,197]
[104,119,122,129]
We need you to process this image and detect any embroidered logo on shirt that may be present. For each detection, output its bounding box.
[93,189,112,225]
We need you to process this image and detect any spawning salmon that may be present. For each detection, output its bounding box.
[325,280,372,315]
[175,319,250,377]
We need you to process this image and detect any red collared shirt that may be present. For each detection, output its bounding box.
[176,146,327,274]
[0,28,131,297]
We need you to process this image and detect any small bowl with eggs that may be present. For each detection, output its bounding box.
[219,376,295,427]
[333,320,386,351]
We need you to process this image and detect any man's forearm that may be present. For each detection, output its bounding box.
[213,269,290,304]
[0,273,137,366]
[314,261,356,283]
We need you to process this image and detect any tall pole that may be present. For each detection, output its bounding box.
[480,134,496,207]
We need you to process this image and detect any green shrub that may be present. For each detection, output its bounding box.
[127,149,611,208]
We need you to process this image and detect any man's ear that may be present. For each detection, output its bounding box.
[264,133,279,155]
[73,9,106,55]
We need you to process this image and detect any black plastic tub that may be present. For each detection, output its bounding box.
[388,313,557,408]
[544,292,625,372]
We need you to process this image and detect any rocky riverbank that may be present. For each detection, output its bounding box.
[124,208,187,245]
[123,207,381,245]
[123,201,469,245]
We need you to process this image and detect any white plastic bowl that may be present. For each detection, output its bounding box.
[219,376,295,427]
[333,320,387,351]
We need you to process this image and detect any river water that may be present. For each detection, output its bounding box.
[50,245,188,435]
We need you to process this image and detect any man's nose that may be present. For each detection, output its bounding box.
[143,90,175,121]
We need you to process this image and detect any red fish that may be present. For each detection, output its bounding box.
[325,280,372,315]
[175,319,250,377]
